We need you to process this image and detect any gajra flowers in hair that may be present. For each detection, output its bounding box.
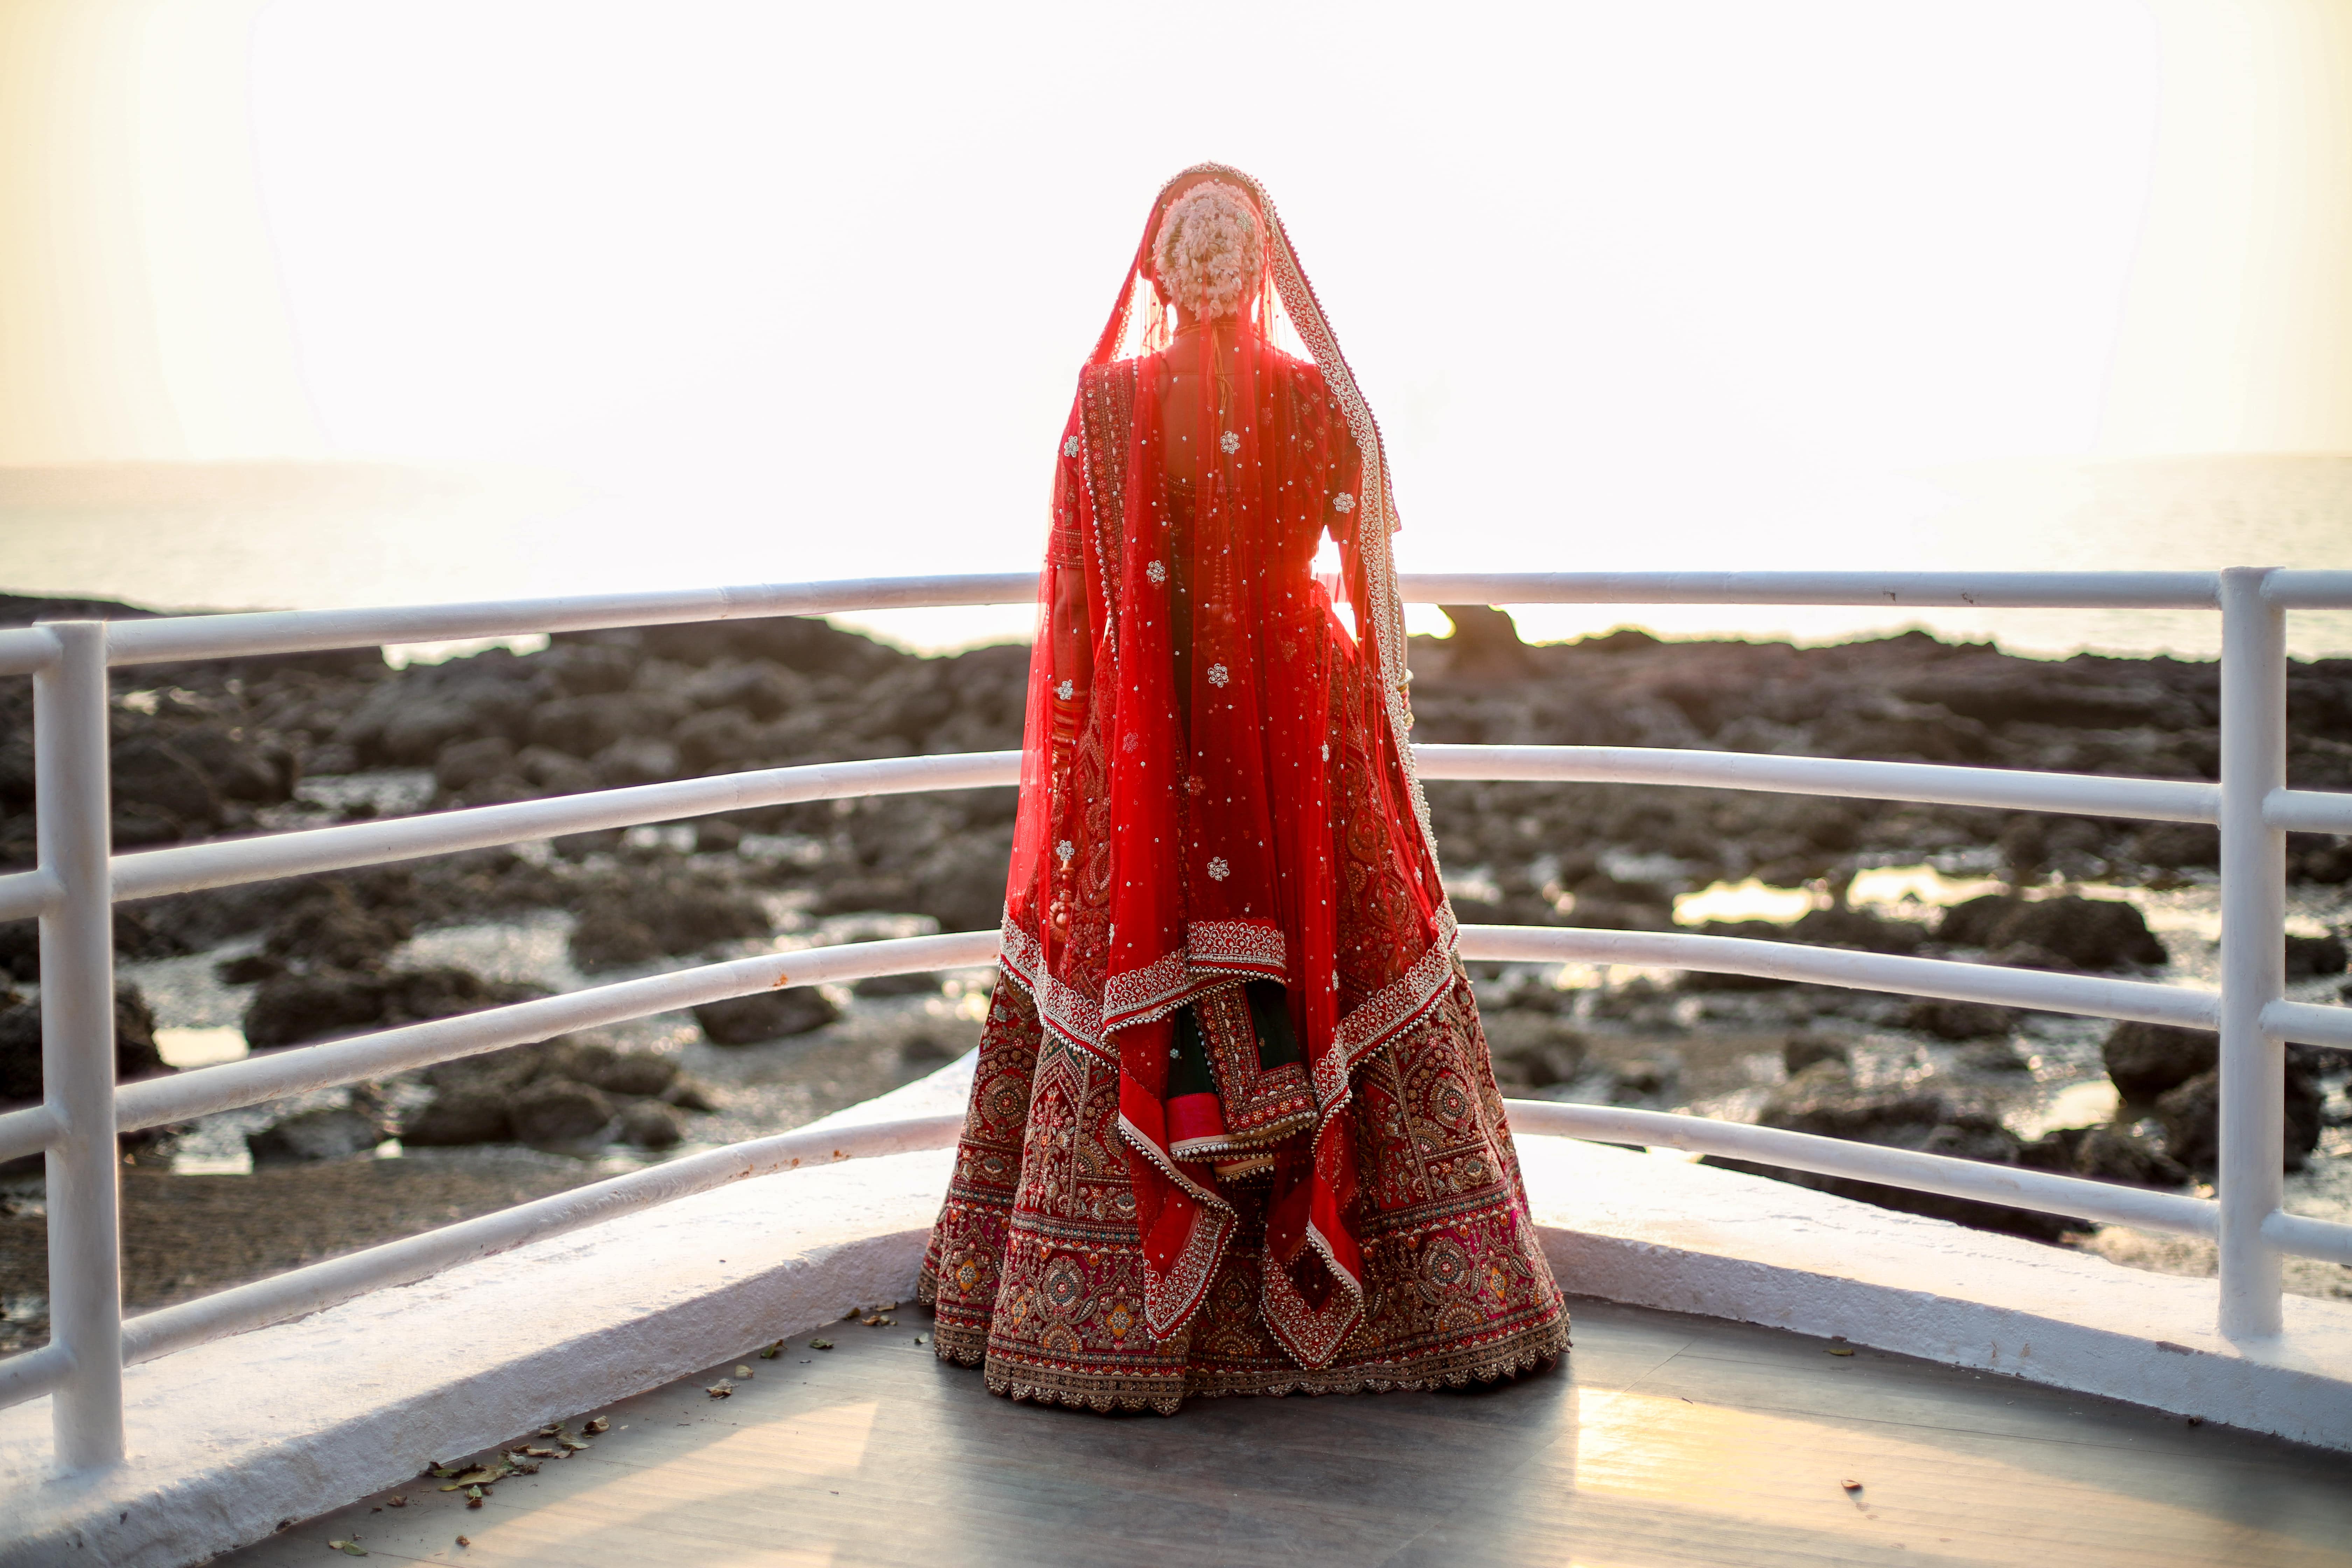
[1152,182,1264,319]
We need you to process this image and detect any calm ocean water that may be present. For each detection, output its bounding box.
[1,452,2346,661]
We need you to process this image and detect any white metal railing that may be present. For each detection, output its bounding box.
[3,567,2350,1475]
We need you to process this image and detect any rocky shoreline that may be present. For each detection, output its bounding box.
[1,592,2349,1350]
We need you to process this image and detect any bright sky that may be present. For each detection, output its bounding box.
[1,0,2348,646]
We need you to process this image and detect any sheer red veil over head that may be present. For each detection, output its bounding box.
[995,164,1461,1368]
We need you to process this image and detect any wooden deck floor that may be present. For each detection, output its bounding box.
[218,1298,2352,1568]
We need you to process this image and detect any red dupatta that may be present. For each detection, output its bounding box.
[996,165,1458,1368]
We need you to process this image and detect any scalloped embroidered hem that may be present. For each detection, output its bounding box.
[949,1314,1570,1416]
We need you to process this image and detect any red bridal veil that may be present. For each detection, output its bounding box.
[923,164,1566,1408]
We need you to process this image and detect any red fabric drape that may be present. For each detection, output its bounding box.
[994,166,1460,1367]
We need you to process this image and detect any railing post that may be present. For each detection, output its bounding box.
[36,621,125,1467]
[2217,568,2286,1339]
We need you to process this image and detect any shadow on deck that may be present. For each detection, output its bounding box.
[219,1297,2352,1568]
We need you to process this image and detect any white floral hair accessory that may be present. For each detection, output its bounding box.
[1152,181,1264,318]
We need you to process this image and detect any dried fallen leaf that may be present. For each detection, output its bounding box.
[538,1422,564,1437]
[914,1335,928,1345]
[1841,1479,1863,1492]
[861,1315,896,1328]
[328,1541,368,1558]
[583,1417,610,1435]
[387,1496,407,1508]
[706,1382,734,1399]
[466,1498,484,1511]
[878,1301,899,1311]
[810,1338,834,1350]
[735,1364,753,1378]
[559,1435,591,1451]
[758,1340,784,1360]
[431,1465,462,1479]
[455,1537,470,1548]
[1826,1347,1855,1357]
[523,1446,559,1458]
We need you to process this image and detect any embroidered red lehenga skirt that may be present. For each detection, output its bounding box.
[917,345,1568,1413]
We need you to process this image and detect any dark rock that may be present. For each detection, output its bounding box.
[434,735,517,793]
[694,818,745,854]
[241,965,542,1049]
[516,744,600,794]
[694,987,840,1045]
[214,952,284,985]
[0,982,168,1103]
[246,1105,388,1164]
[1956,1040,2031,1073]
[530,692,673,759]
[599,1050,680,1098]
[1612,1058,1676,1098]
[682,660,809,721]
[399,1088,513,1146]
[854,971,943,997]
[573,866,772,957]
[165,722,296,805]
[662,1076,719,1112]
[568,909,666,971]
[2014,1123,2185,1186]
[1437,605,1536,680]
[553,828,625,859]
[1789,907,1923,955]
[1482,1012,1588,1090]
[2284,933,2347,981]
[617,1099,685,1149]
[1783,1034,1849,1075]
[2103,1022,2218,1103]
[2131,823,2219,871]
[2155,1066,2324,1174]
[539,640,637,696]
[1936,894,2166,970]
[258,882,414,972]
[1710,1069,2080,1241]
[672,707,769,774]
[1905,999,2019,1041]
[509,1080,615,1143]
[111,735,223,841]
[592,736,680,787]
[2074,1125,2189,1187]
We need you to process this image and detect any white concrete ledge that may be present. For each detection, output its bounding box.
[4,1058,2349,1567]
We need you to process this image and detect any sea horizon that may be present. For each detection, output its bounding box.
[5,449,2348,665]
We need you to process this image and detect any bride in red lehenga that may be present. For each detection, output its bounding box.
[919,164,1569,1412]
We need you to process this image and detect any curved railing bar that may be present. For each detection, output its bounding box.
[108,753,1024,904]
[1401,570,2224,609]
[72,569,2337,675]
[0,867,59,926]
[2264,1209,2352,1267]
[2266,787,2352,835]
[0,1112,967,1412]
[2264,998,2352,1051]
[0,623,58,679]
[1414,744,2218,824]
[1454,923,2217,1030]
[0,932,997,1162]
[100,746,2226,915]
[100,575,1042,667]
[2263,569,2352,608]
[1505,1101,2217,1237]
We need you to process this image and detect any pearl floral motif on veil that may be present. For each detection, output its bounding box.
[1332,492,1355,513]
[1064,435,1081,458]
[1220,430,1240,455]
